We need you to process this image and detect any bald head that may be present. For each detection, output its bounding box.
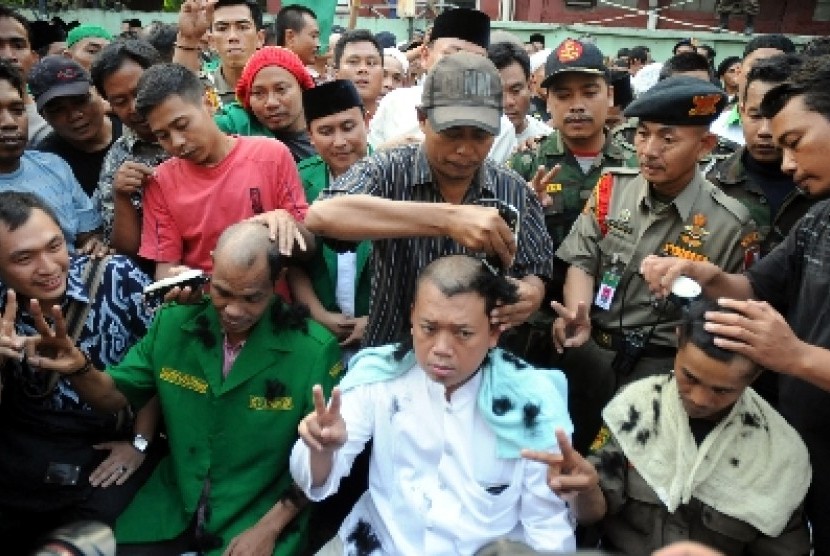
[415,255,518,315]
[213,222,281,281]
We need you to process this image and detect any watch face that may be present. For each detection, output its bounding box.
[133,435,149,453]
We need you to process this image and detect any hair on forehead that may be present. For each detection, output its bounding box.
[760,54,830,121]
[134,63,203,117]
[415,255,518,315]
[214,221,282,281]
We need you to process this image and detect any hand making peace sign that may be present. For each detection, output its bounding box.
[298,385,347,453]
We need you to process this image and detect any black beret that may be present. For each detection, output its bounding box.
[624,75,727,126]
[431,8,490,50]
[302,79,363,124]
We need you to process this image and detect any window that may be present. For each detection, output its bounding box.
[816,0,830,21]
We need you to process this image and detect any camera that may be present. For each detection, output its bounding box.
[32,521,115,556]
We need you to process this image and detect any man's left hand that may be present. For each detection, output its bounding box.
[490,277,544,330]
[340,316,368,347]
[247,210,307,256]
[223,522,278,556]
[90,441,146,487]
[703,298,810,374]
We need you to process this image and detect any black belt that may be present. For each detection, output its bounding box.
[591,328,677,359]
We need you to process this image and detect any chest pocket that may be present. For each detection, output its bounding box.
[598,229,636,274]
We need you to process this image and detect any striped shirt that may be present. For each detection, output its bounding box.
[318,144,554,347]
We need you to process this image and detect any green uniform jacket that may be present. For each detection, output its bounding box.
[214,102,275,138]
[298,154,372,317]
[109,299,343,555]
[507,129,639,249]
[708,147,816,257]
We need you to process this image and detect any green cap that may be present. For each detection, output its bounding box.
[66,25,113,48]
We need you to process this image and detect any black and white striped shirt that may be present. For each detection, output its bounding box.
[318,144,554,348]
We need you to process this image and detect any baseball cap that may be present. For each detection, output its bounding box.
[28,55,92,111]
[540,38,607,88]
[421,51,502,135]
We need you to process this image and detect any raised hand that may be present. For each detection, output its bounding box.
[551,300,591,353]
[521,428,599,503]
[529,164,561,208]
[177,0,215,42]
[298,385,346,453]
[24,299,87,374]
[0,289,25,365]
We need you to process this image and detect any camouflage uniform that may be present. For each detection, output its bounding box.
[503,131,638,366]
[556,168,756,453]
[708,148,817,258]
[716,0,760,15]
[200,66,236,114]
[612,117,740,176]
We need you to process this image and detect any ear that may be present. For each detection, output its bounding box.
[256,29,265,49]
[488,323,502,348]
[697,131,718,159]
[607,84,614,108]
[285,28,296,48]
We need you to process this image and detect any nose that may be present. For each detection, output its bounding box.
[0,108,16,129]
[34,252,61,275]
[757,119,773,139]
[332,129,348,147]
[432,330,454,356]
[640,135,661,158]
[223,301,245,319]
[169,130,186,152]
[687,386,714,412]
[0,46,17,64]
[781,148,797,175]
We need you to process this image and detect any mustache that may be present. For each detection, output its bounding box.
[563,114,593,124]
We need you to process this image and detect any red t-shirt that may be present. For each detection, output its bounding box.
[139,136,308,270]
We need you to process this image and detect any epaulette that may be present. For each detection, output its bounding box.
[538,129,567,157]
[710,186,753,224]
[604,166,640,175]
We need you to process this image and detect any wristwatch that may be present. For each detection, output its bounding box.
[132,434,150,453]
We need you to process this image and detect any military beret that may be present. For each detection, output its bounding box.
[623,75,726,126]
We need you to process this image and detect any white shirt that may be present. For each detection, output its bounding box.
[710,105,746,146]
[290,364,575,555]
[515,116,552,145]
[367,85,518,164]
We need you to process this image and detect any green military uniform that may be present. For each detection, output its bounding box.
[504,130,638,366]
[298,155,372,318]
[556,167,755,452]
[708,147,817,258]
[508,129,639,249]
[110,299,343,555]
[201,66,236,113]
[612,117,740,177]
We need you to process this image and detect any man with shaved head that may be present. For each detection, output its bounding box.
[26,221,343,555]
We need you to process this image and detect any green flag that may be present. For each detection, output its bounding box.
[281,0,338,52]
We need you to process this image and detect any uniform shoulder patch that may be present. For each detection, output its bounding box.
[590,425,612,454]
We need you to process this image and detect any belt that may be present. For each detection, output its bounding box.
[591,328,677,359]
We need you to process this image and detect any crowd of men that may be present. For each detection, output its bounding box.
[1,1,830,555]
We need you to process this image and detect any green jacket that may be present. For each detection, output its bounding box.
[708,148,816,257]
[507,129,639,249]
[110,299,342,555]
[298,154,372,317]
[214,101,275,138]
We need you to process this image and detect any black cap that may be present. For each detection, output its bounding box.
[623,75,727,125]
[375,31,397,49]
[430,8,490,50]
[302,79,363,124]
[673,38,695,54]
[541,38,607,88]
[529,33,545,45]
[28,55,91,111]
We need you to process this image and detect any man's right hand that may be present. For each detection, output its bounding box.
[446,205,517,270]
[0,290,24,365]
[529,164,561,208]
[177,0,215,42]
[298,385,346,453]
[551,300,591,353]
[160,265,205,305]
[113,161,154,196]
